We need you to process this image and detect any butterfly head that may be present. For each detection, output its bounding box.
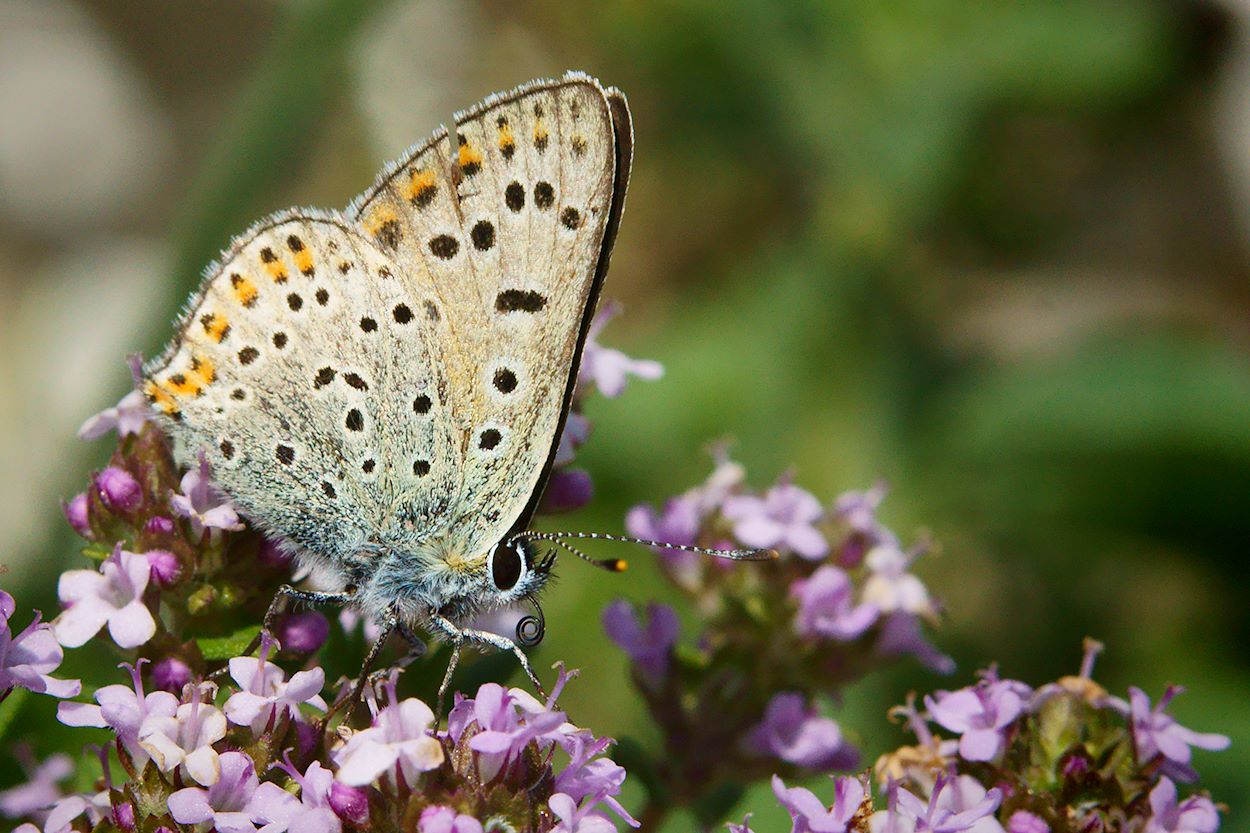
[486,537,553,603]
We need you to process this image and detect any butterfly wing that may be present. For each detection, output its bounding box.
[142,213,461,568]
[348,72,632,565]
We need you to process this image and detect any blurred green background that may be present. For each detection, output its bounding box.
[1,0,1246,828]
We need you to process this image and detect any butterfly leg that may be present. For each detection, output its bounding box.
[326,608,399,723]
[427,612,546,700]
[211,584,352,681]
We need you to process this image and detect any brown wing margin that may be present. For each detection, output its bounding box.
[507,88,635,537]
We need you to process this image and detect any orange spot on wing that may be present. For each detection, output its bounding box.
[230,273,258,307]
[498,123,515,156]
[294,248,315,276]
[364,205,399,236]
[143,379,179,416]
[405,169,437,206]
[458,141,483,175]
[200,313,230,343]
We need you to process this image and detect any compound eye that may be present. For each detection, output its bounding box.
[490,540,525,592]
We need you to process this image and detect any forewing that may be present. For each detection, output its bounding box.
[349,73,629,562]
[143,214,460,562]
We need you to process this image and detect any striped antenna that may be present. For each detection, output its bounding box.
[513,530,778,571]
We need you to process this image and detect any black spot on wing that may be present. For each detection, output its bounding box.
[495,289,547,313]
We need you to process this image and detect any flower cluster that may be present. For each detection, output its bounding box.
[726,641,1226,833]
[606,453,947,819]
[0,315,659,832]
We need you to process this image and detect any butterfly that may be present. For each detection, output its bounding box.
[142,72,770,701]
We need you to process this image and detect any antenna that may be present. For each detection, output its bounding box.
[514,530,778,569]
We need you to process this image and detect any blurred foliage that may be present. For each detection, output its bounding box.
[3,0,1247,830]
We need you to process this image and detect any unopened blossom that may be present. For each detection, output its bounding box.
[1007,811,1049,833]
[723,481,828,559]
[62,493,91,538]
[925,674,1029,762]
[138,684,228,785]
[0,592,80,698]
[54,544,156,649]
[1145,777,1220,833]
[747,692,853,771]
[151,656,192,692]
[144,549,181,587]
[541,467,594,513]
[96,466,143,513]
[78,389,149,440]
[274,611,330,654]
[327,782,369,827]
[791,565,879,641]
[420,805,484,833]
[772,773,865,833]
[602,600,680,681]
[0,752,72,819]
[861,544,935,618]
[1125,687,1230,783]
[333,695,444,786]
[58,660,178,766]
[579,302,664,398]
[223,643,327,732]
[171,452,244,538]
[167,750,292,833]
[549,792,620,833]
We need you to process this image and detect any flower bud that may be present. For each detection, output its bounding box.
[329,781,370,826]
[258,537,293,567]
[275,611,329,653]
[112,802,136,831]
[540,467,594,514]
[144,516,174,535]
[96,467,142,513]
[151,656,192,692]
[144,549,181,587]
[62,493,91,538]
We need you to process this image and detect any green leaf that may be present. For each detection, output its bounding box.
[82,543,115,562]
[0,688,29,741]
[197,625,261,661]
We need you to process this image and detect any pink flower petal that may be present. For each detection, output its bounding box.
[106,601,156,649]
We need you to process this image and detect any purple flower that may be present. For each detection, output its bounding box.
[144,549,181,587]
[552,730,638,828]
[54,544,156,649]
[78,389,150,441]
[171,451,244,538]
[223,643,327,733]
[549,792,619,833]
[747,692,855,770]
[145,515,175,535]
[625,496,701,549]
[151,656,193,692]
[62,493,91,538]
[874,612,955,675]
[20,791,109,833]
[58,660,178,766]
[925,674,1029,762]
[579,302,663,398]
[420,805,484,833]
[602,600,680,681]
[772,773,865,833]
[137,683,228,785]
[275,611,330,654]
[333,695,444,786]
[1145,777,1220,833]
[554,412,592,467]
[541,467,595,513]
[462,683,569,780]
[96,466,143,513]
[1007,811,1049,833]
[723,481,828,559]
[0,592,80,698]
[258,537,294,567]
[873,775,1003,833]
[167,750,292,833]
[831,482,897,554]
[0,751,72,819]
[1125,687,1230,783]
[263,759,343,833]
[862,544,934,618]
[727,815,755,833]
[791,565,879,641]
